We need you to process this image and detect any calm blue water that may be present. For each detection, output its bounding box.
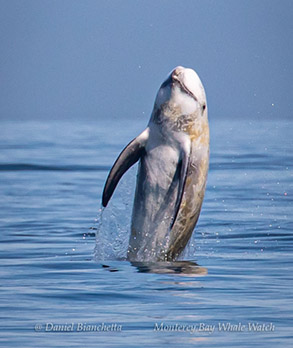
[0,118,292,347]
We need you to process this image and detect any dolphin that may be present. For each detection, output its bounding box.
[102,66,209,261]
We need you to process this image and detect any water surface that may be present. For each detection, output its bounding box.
[0,118,292,347]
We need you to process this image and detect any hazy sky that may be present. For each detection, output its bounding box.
[0,0,292,121]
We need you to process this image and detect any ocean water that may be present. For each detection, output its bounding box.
[0,118,292,347]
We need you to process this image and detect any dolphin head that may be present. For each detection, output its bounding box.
[154,66,207,116]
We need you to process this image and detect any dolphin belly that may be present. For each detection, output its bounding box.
[128,144,179,261]
[128,143,209,261]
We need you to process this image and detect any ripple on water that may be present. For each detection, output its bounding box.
[0,119,292,348]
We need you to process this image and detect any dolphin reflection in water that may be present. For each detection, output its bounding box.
[101,261,207,277]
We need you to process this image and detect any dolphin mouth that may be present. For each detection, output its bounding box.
[172,70,198,102]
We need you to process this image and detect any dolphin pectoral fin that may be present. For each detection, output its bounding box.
[102,128,149,207]
[170,142,191,230]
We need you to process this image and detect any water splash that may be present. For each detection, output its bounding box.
[92,206,105,259]
[93,164,203,262]
[93,166,136,261]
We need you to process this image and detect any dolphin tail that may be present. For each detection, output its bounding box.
[102,128,149,207]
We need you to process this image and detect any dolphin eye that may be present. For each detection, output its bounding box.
[202,104,206,111]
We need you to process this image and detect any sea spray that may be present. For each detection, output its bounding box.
[93,166,136,260]
[93,205,105,260]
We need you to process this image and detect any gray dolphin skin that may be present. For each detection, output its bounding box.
[102,66,209,261]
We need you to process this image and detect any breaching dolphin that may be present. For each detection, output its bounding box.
[102,66,209,261]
